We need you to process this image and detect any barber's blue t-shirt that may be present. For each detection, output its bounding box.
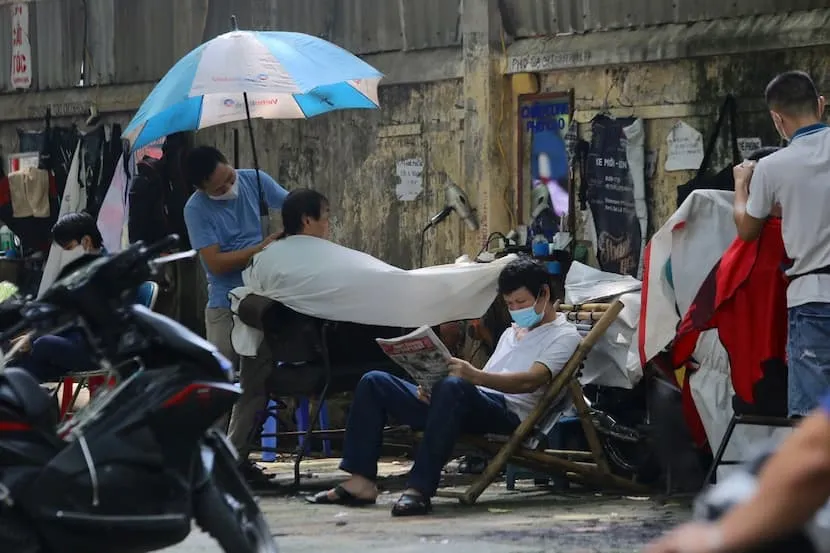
[184,169,287,309]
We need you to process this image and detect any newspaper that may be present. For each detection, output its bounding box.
[376,325,452,389]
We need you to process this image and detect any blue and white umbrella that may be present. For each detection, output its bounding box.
[124,30,383,151]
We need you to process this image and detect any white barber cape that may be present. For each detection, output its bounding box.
[229,235,516,357]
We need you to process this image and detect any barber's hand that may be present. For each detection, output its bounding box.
[416,386,431,405]
[733,160,756,193]
[448,357,481,384]
[258,232,280,252]
[645,522,725,553]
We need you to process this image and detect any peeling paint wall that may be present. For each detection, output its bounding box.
[196,80,465,269]
[0,78,465,333]
[535,45,830,231]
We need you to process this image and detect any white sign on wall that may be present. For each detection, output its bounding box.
[10,3,31,90]
[395,158,424,201]
[665,121,704,172]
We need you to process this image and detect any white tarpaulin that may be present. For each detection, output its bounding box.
[565,262,643,389]
[96,155,128,254]
[639,189,788,470]
[230,235,515,357]
[37,143,86,297]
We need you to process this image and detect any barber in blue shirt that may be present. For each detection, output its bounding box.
[182,146,288,488]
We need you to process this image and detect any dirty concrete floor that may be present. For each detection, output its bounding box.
[163,458,692,553]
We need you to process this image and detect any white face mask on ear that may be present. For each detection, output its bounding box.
[62,244,87,265]
[208,182,239,201]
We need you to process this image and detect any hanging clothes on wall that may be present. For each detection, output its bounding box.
[18,124,80,198]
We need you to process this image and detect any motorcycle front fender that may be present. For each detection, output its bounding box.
[199,430,240,480]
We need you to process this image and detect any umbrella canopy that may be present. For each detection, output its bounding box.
[124,30,383,151]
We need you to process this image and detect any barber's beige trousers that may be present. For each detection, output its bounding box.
[205,307,270,458]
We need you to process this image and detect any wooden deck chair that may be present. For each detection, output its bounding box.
[430,300,649,505]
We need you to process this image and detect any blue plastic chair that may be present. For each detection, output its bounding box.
[261,397,331,460]
[135,281,160,310]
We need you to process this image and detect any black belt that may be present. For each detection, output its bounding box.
[789,265,830,282]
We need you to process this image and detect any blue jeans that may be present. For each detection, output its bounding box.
[18,330,93,382]
[339,371,520,497]
[787,302,830,416]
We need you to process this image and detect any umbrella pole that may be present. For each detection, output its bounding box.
[233,128,239,168]
[243,92,270,236]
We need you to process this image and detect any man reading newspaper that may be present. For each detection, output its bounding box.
[307,257,581,516]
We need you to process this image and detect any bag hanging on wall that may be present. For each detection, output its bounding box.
[584,114,646,278]
[676,95,741,207]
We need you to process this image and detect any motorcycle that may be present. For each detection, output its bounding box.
[0,235,277,553]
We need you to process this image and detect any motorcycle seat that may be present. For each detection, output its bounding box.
[0,367,57,428]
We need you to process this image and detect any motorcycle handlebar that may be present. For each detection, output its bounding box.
[143,234,180,260]
[0,234,182,343]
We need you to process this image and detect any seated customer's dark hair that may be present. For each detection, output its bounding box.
[280,188,329,237]
[497,256,551,298]
[184,146,228,189]
[746,146,781,162]
[52,212,103,249]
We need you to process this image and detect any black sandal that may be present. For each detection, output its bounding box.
[306,485,377,506]
[391,493,432,517]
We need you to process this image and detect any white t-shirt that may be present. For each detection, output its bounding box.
[478,314,581,421]
[746,126,830,307]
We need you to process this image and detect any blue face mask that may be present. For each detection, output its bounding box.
[509,295,545,329]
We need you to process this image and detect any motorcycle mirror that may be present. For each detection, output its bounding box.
[151,250,198,267]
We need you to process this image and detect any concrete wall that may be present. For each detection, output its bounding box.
[505,9,830,232]
[196,80,466,269]
[534,45,829,230]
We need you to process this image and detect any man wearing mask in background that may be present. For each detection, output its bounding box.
[732,70,830,418]
[16,213,108,381]
[183,146,288,488]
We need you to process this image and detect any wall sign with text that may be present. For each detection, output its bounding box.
[10,3,31,90]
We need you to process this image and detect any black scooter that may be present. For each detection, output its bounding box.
[0,236,277,553]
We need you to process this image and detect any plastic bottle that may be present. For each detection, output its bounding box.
[0,226,14,254]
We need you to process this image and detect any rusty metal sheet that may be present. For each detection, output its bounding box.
[32,0,84,90]
[505,0,830,36]
[0,5,11,90]
[328,0,403,54]
[85,0,116,85]
[113,0,177,84]
[400,0,461,50]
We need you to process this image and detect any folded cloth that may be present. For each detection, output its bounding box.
[8,171,31,218]
[8,167,51,218]
[229,235,515,357]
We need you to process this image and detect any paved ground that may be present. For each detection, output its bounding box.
[164,458,692,553]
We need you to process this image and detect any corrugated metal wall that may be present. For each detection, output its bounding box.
[2,0,826,91]
[503,0,829,36]
[0,0,462,92]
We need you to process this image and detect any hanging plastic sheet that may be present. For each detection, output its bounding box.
[38,143,86,297]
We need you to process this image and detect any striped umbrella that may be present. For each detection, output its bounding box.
[124,26,383,151]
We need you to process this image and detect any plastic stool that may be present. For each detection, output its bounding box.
[505,416,581,490]
[261,400,278,462]
[260,398,331,458]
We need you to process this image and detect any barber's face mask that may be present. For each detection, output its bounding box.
[509,294,545,329]
[208,182,239,201]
